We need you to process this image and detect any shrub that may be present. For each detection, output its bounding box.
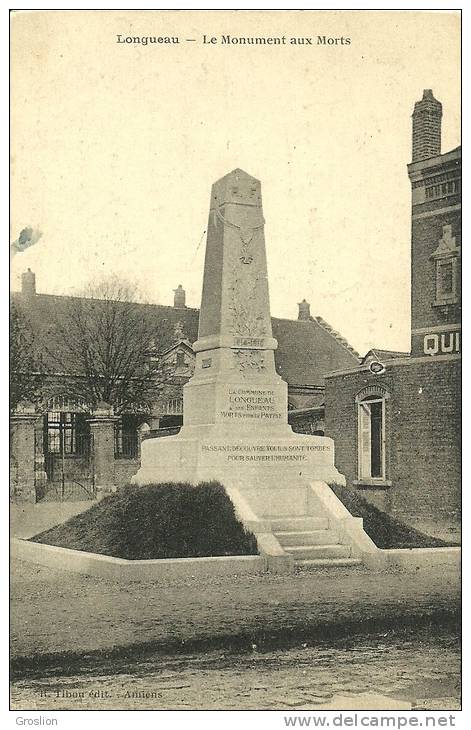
[330,483,454,549]
[31,481,258,560]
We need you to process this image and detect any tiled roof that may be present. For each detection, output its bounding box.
[271,317,359,386]
[314,317,360,359]
[11,291,360,387]
[361,348,410,364]
[11,292,200,375]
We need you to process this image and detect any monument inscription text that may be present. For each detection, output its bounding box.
[201,442,331,463]
[219,387,283,421]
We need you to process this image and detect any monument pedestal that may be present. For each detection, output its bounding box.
[134,342,344,504]
[134,427,345,517]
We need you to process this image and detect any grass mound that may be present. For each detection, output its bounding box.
[31,481,258,560]
[330,483,456,549]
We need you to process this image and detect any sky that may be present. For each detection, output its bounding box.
[10,10,460,354]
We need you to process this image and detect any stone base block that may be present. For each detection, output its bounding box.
[132,429,345,501]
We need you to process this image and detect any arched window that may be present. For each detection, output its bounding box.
[355,386,390,481]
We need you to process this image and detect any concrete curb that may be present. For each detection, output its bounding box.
[12,535,460,582]
[383,546,461,570]
[11,538,266,582]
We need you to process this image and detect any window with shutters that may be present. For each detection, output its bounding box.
[355,387,390,484]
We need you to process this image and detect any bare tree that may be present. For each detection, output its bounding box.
[49,276,176,414]
[10,302,43,413]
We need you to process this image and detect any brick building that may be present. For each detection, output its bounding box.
[324,90,461,540]
[10,274,359,502]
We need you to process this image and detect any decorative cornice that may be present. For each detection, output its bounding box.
[288,406,324,417]
[407,146,461,176]
[411,323,461,335]
[412,204,461,220]
[324,352,461,378]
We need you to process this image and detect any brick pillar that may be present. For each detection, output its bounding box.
[87,404,119,493]
[10,403,38,503]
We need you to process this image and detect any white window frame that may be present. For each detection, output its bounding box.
[357,397,385,480]
[355,387,390,485]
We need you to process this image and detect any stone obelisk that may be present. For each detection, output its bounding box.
[182,169,288,435]
[133,169,345,506]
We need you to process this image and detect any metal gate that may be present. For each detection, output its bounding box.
[35,432,96,502]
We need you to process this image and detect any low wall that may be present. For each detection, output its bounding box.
[11,538,266,582]
[11,536,461,581]
[383,547,461,571]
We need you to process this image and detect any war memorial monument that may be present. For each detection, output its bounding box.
[133,169,367,571]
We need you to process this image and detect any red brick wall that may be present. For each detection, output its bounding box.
[325,358,461,535]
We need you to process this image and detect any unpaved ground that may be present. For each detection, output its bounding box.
[11,557,460,672]
[10,622,460,711]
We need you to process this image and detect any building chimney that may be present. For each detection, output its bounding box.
[21,268,36,298]
[412,89,442,162]
[173,284,186,308]
[298,298,311,320]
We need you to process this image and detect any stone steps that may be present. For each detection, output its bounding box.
[269,516,329,532]
[296,557,363,570]
[274,529,339,547]
[268,514,362,570]
[284,544,352,560]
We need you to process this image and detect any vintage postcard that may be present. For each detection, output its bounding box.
[9,8,461,720]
